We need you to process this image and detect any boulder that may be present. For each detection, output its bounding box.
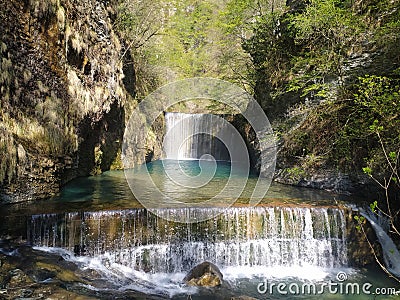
[183,261,224,287]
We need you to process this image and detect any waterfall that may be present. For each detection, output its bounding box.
[163,112,232,161]
[28,206,348,273]
[361,209,400,277]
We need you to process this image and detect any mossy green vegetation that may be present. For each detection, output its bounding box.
[115,0,254,100]
[233,0,399,179]
[1,0,398,200]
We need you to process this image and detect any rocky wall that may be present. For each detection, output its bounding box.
[0,0,129,202]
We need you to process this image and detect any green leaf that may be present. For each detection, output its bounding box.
[354,215,365,222]
[354,215,365,232]
[369,120,384,132]
[362,167,372,176]
[370,201,378,213]
[389,151,397,162]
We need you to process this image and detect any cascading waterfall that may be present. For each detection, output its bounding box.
[163,112,232,161]
[361,209,400,278]
[28,206,348,273]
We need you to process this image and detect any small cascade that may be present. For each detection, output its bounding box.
[28,206,348,273]
[361,209,400,277]
[163,112,233,160]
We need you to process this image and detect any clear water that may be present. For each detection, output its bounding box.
[129,159,251,204]
[1,160,351,217]
[1,160,399,299]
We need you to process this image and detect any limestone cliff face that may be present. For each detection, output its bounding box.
[0,0,129,202]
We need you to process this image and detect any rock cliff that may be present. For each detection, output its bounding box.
[0,0,128,202]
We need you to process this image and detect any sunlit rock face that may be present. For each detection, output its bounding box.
[184,261,224,287]
[0,0,129,202]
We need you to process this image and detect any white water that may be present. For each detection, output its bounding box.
[29,206,348,273]
[33,245,353,298]
[163,112,236,161]
[27,205,353,297]
[361,209,400,278]
[32,246,194,297]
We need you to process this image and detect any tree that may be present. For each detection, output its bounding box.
[287,0,365,99]
[115,0,170,98]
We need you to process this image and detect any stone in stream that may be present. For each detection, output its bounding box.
[183,261,224,287]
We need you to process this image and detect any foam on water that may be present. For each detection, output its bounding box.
[33,246,355,298]
[222,265,356,282]
[33,246,195,297]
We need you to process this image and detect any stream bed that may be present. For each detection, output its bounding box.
[0,160,399,299]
